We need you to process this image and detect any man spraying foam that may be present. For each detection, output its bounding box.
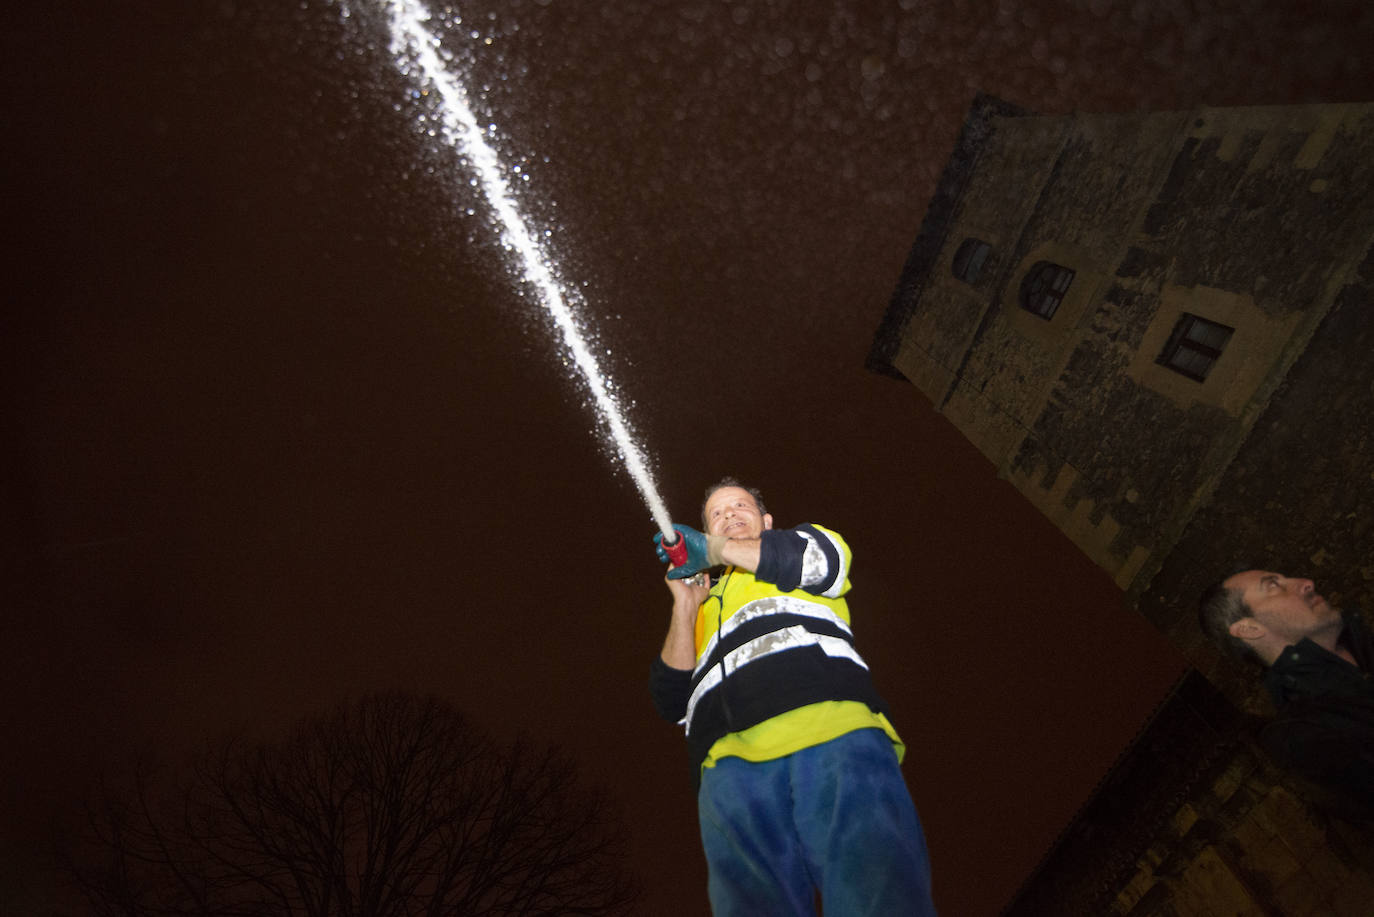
[649,477,937,915]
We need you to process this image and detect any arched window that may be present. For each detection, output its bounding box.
[1019,261,1075,320]
[952,238,992,284]
[1157,313,1233,381]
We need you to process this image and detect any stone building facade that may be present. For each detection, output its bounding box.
[869,95,1374,912]
[870,94,1373,608]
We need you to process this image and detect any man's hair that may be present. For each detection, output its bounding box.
[700,477,768,527]
[1198,568,1261,664]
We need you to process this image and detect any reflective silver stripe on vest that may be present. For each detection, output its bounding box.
[799,527,848,598]
[693,596,853,679]
[682,612,869,734]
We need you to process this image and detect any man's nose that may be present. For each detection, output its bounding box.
[1298,578,1315,594]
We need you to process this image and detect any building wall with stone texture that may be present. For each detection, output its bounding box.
[1117,777,1374,917]
[873,100,1374,598]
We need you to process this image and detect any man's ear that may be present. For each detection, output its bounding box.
[1228,618,1264,642]
[762,513,773,531]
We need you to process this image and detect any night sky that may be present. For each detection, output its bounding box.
[6,1,1373,913]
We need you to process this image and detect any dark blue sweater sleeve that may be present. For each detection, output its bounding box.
[755,525,842,596]
[649,656,691,722]
[754,528,808,591]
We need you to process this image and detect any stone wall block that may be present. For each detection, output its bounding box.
[1231,829,1302,895]
[1248,787,1320,849]
[1211,753,1260,806]
[1172,845,1263,916]
[1123,878,1171,916]
[1113,865,1158,914]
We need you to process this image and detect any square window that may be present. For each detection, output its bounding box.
[1157,313,1234,382]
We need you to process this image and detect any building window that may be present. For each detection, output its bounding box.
[1019,261,1075,320]
[952,238,992,284]
[1157,313,1234,382]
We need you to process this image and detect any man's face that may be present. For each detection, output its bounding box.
[703,486,773,539]
[1226,569,1341,647]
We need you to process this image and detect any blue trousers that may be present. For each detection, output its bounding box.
[697,728,936,916]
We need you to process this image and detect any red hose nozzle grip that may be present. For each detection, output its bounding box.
[663,531,688,567]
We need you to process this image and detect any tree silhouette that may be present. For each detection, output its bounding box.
[60,693,638,916]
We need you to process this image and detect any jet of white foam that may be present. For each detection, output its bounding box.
[381,0,677,538]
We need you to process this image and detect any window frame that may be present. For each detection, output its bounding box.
[952,238,992,284]
[1019,261,1075,320]
[1156,312,1234,382]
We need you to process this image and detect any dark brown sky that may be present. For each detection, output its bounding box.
[6,1,1372,913]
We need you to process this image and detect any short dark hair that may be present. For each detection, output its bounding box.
[701,477,767,527]
[1198,569,1260,664]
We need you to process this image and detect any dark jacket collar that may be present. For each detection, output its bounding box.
[1265,609,1374,709]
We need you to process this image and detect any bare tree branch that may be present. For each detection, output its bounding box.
[58,693,638,916]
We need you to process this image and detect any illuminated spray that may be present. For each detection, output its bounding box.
[378,1,689,564]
